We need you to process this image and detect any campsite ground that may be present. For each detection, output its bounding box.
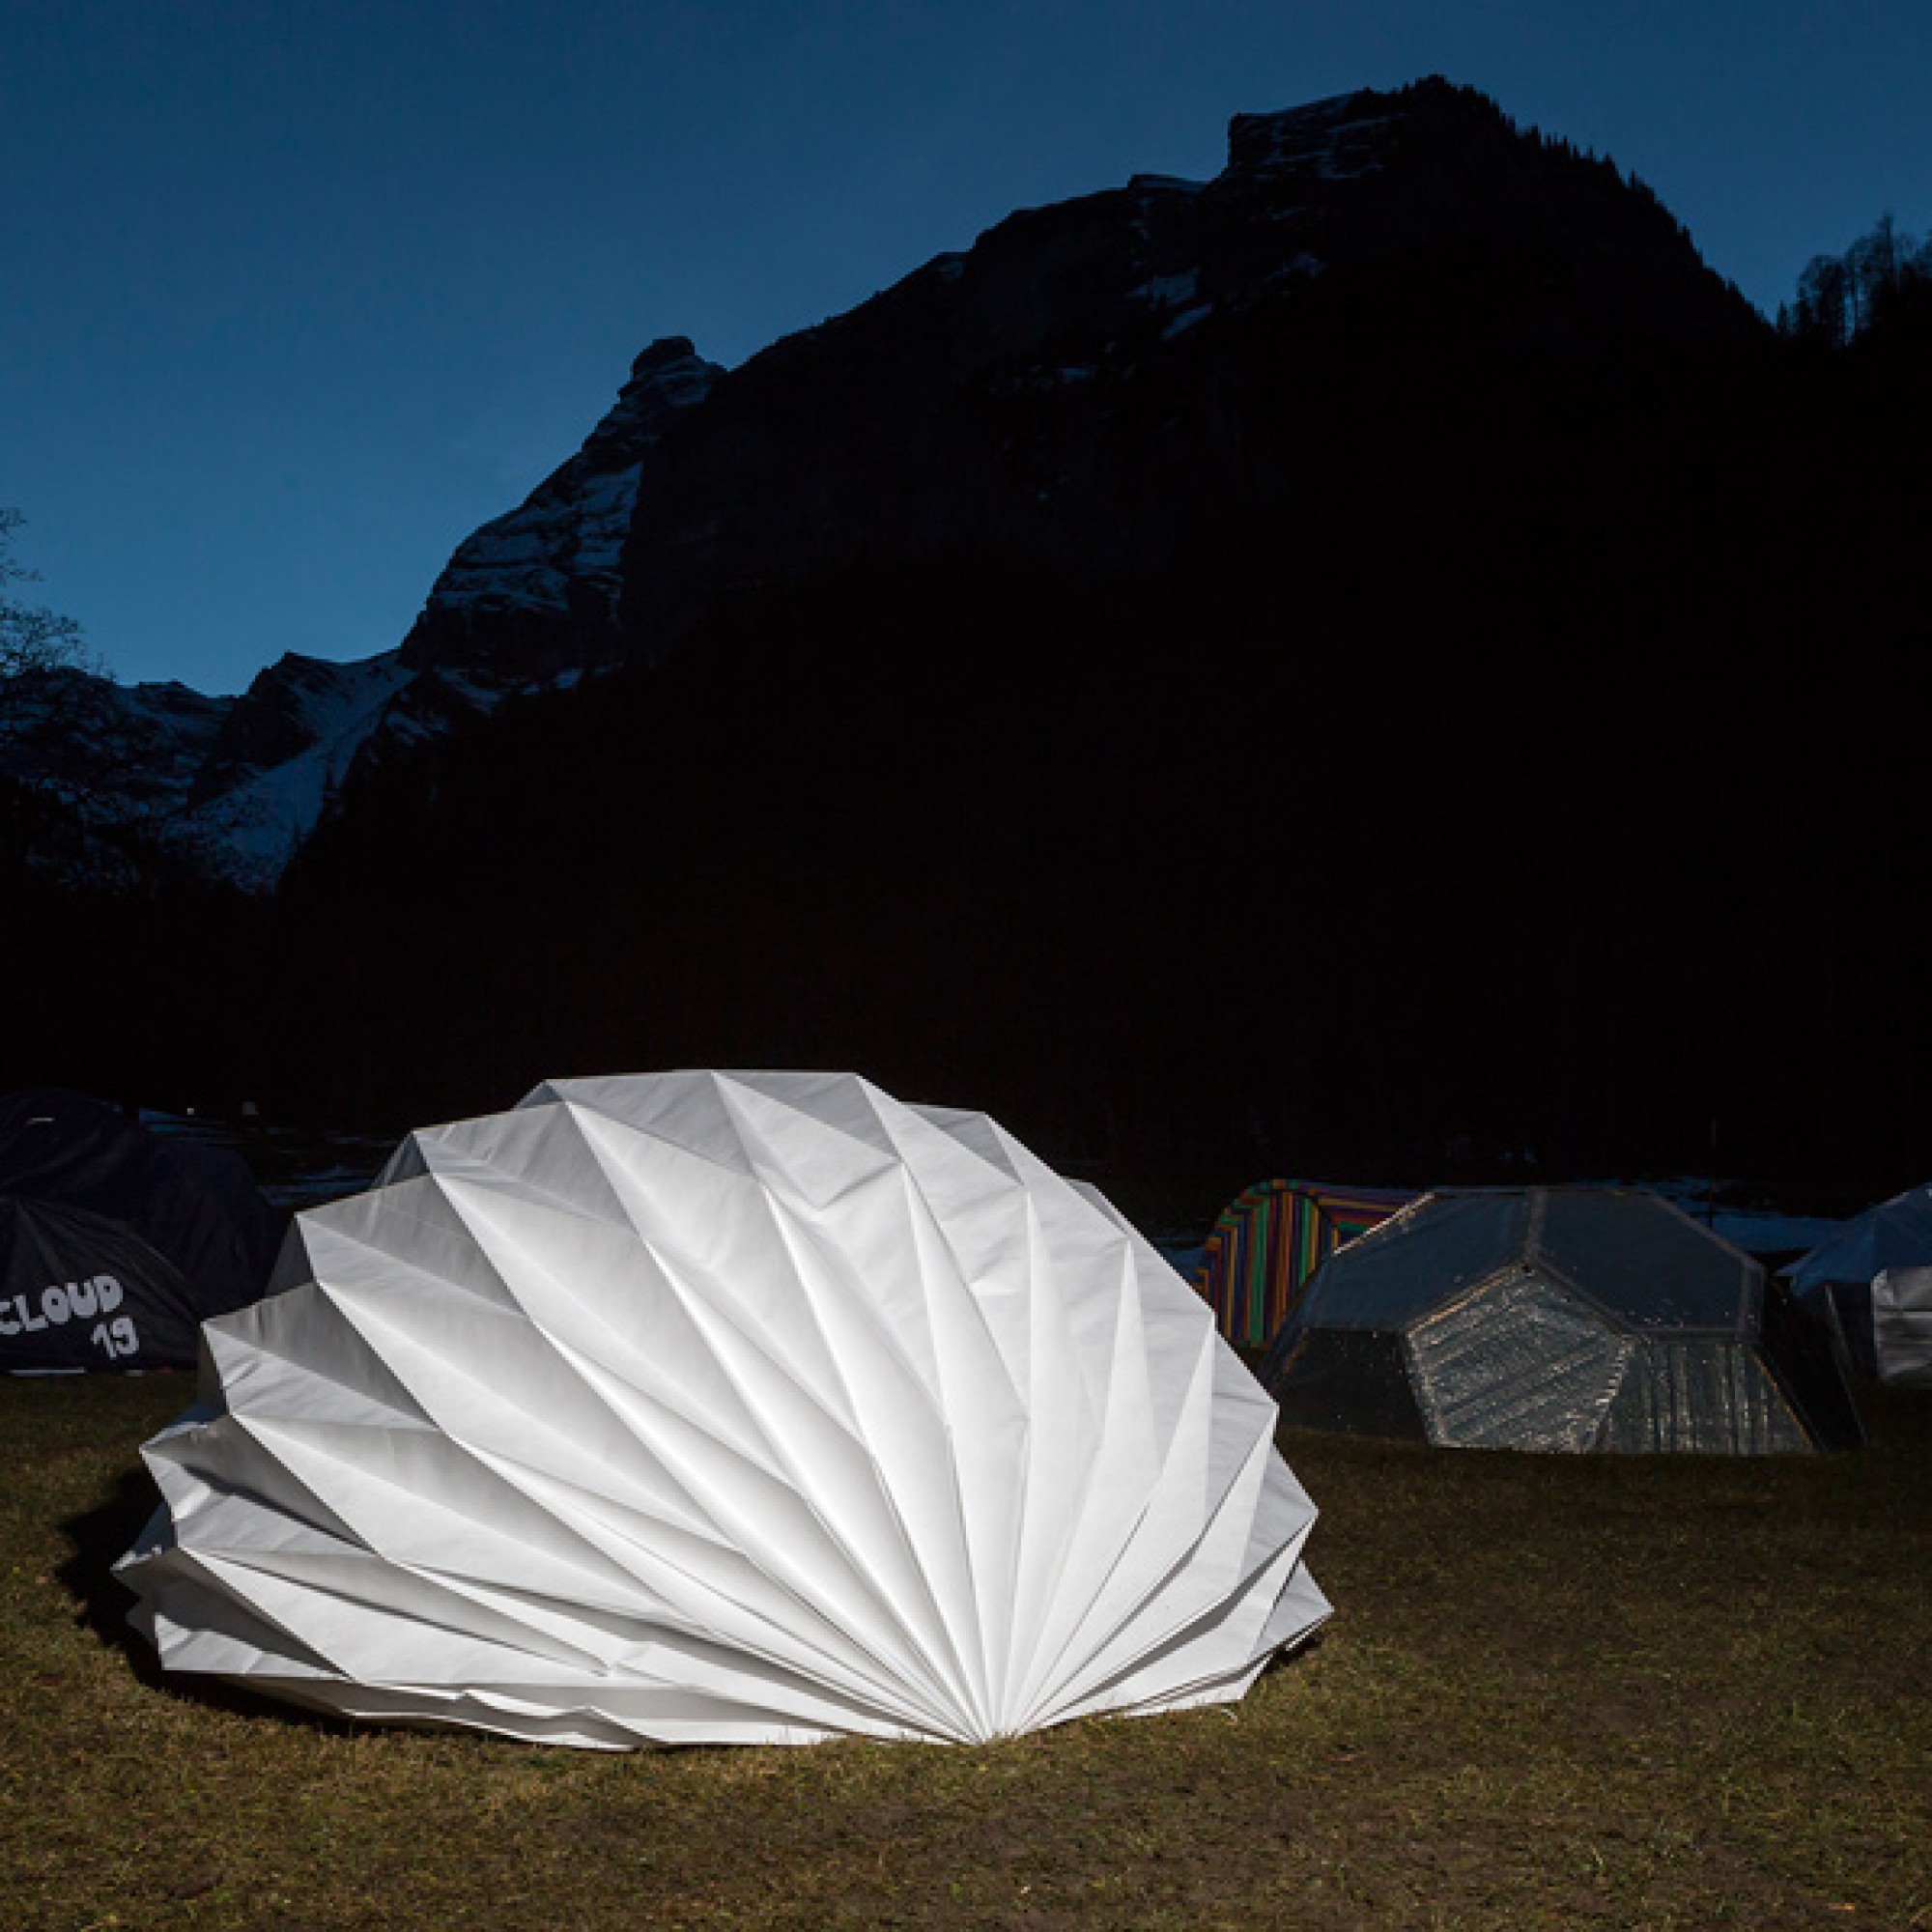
[3,1377,1926,1932]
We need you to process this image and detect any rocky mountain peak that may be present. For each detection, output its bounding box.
[402,335,724,676]
[1223,86,1399,181]
[613,77,1758,657]
[582,336,721,461]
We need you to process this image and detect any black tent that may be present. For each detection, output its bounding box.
[0,1089,285,1372]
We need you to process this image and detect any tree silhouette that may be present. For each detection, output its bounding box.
[0,509,97,726]
[0,509,89,670]
[1785,213,1932,346]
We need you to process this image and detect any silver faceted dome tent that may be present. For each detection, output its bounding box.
[117,1071,1328,1747]
[1261,1187,1861,1454]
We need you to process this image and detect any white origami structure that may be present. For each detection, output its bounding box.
[117,1072,1327,1747]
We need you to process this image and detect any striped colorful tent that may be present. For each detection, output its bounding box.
[1198,1179,1416,1348]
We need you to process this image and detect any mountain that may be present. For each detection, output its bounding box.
[252,78,1833,1161]
[0,82,1748,891]
[400,336,722,675]
[16,76,1929,1188]
[612,80,1755,658]
[0,339,719,890]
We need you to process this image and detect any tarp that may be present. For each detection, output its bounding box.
[1784,1185,1932,1293]
[1784,1184,1932,1379]
[117,1070,1330,1748]
[1196,1179,1415,1348]
[1264,1187,1861,1453]
[0,1089,283,1372]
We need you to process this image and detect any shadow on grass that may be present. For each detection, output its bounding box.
[55,1462,374,1739]
[57,1458,163,1673]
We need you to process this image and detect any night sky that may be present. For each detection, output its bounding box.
[6,0,1929,695]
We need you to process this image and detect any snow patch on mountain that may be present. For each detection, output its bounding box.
[164,648,607,889]
[1162,304,1214,338]
[0,671,227,820]
[169,653,416,888]
[422,337,721,632]
[1133,270,1201,308]
[1228,95,1395,181]
[4,338,725,892]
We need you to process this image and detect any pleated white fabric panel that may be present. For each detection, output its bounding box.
[117,1071,1328,1747]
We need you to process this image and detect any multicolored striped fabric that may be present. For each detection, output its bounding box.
[1197,1179,1416,1348]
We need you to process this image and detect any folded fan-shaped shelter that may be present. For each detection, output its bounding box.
[117,1071,1328,1748]
[1263,1187,1861,1453]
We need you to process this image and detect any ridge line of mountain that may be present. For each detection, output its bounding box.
[0,76,1756,893]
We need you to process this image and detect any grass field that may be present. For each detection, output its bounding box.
[3,1374,1927,1931]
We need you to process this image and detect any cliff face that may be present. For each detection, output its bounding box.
[612,79,1756,655]
[249,78,1849,1169]
[0,347,719,890]
[401,336,722,675]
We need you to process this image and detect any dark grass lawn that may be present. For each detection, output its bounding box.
[3,1373,1927,1931]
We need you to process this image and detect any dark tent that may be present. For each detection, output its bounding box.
[0,1089,285,1373]
[1262,1187,1862,1454]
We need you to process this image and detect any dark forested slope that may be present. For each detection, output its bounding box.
[14,80,1931,1187]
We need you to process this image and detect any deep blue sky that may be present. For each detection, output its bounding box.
[6,1,1929,695]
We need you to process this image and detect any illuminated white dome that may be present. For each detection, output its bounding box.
[118,1071,1327,1748]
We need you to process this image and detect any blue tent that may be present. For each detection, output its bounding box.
[1784,1184,1932,1379]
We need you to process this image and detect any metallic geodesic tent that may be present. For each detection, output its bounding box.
[1261,1188,1861,1454]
